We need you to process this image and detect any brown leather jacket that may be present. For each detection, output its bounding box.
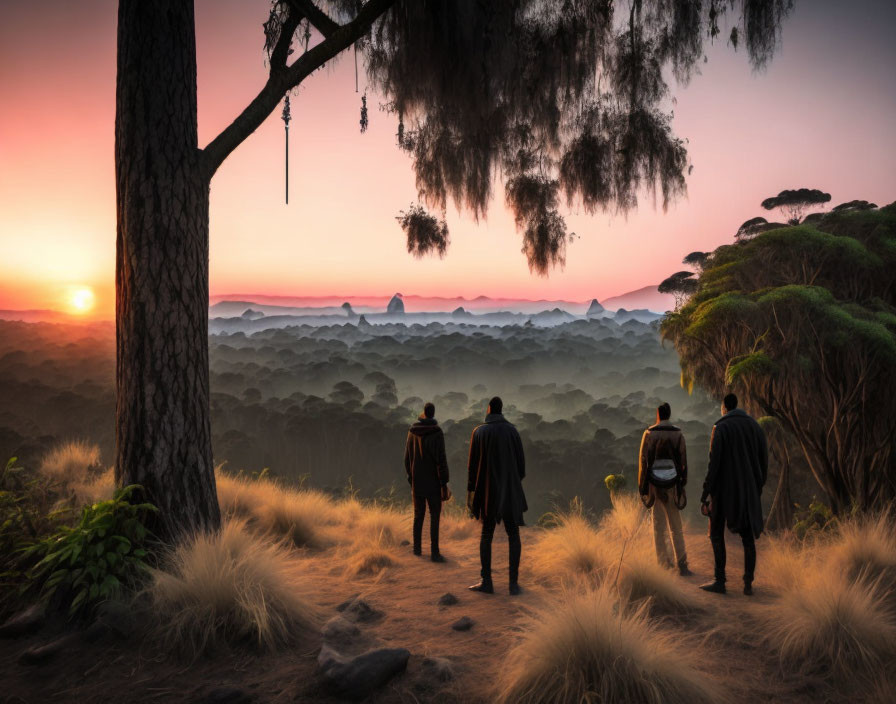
[638,420,688,508]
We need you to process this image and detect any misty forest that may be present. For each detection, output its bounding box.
[1,1,895,703]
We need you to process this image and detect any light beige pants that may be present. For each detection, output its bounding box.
[652,494,688,569]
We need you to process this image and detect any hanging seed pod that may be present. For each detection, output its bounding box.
[360,94,368,133]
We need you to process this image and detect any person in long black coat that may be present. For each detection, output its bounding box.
[466,396,527,595]
[699,393,768,595]
[404,402,450,562]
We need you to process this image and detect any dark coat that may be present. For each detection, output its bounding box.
[701,408,768,539]
[404,418,449,498]
[467,414,527,524]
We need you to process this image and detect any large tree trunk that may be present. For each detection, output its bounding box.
[115,0,220,541]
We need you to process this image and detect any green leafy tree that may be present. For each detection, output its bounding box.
[658,270,698,310]
[662,204,896,513]
[115,0,792,541]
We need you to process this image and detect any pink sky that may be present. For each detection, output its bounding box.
[1,0,894,317]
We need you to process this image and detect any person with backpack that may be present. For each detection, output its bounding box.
[404,402,451,562]
[638,402,693,576]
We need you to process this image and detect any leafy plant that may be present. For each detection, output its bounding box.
[24,485,157,617]
[1,457,69,614]
[793,499,838,541]
[604,473,628,494]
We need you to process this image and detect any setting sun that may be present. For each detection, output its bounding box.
[68,286,95,314]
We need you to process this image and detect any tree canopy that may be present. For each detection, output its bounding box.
[662,203,896,513]
[761,188,831,225]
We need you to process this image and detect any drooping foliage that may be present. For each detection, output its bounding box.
[662,204,896,513]
[263,0,793,273]
[396,204,449,258]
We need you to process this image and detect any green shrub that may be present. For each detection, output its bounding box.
[604,473,628,493]
[793,499,838,540]
[24,485,157,617]
[1,457,69,614]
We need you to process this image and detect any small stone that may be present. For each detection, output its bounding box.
[0,605,45,638]
[420,656,456,682]
[18,634,78,665]
[339,597,384,623]
[322,615,360,642]
[318,645,410,699]
[451,616,474,632]
[335,594,360,612]
[437,593,458,606]
[399,540,411,546]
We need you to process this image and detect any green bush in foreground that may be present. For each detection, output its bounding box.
[24,485,157,617]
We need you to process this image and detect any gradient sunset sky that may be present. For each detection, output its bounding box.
[1,0,894,317]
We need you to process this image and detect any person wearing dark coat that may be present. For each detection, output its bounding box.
[466,396,528,595]
[699,393,768,595]
[404,402,450,562]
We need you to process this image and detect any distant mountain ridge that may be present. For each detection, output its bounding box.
[210,286,674,315]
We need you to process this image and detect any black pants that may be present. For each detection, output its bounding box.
[480,516,521,584]
[413,494,441,556]
[709,499,756,584]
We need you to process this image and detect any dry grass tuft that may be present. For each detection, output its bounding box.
[346,538,397,575]
[496,585,722,704]
[215,472,338,549]
[830,514,896,588]
[71,467,116,505]
[758,568,896,685]
[531,511,609,587]
[352,506,409,548]
[39,440,101,486]
[618,558,703,616]
[147,519,317,654]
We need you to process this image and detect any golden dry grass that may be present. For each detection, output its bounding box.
[530,511,609,587]
[39,440,101,486]
[757,569,896,685]
[147,519,318,654]
[215,472,338,549]
[71,467,115,505]
[617,557,703,616]
[495,585,722,704]
[830,513,896,588]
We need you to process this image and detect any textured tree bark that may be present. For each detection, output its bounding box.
[115,0,220,541]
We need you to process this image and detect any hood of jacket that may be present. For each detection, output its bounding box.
[409,417,441,436]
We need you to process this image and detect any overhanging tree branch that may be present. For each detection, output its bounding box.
[289,0,340,39]
[200,0,395,179]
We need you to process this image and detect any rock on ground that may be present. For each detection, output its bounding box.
[451,616,474,632]
[318,645,411,700]
[322,615,361,643]
[0,605,45,639]
[337,597,384,623]
[438,593,459,606]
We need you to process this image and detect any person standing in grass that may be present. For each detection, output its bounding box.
[699,393,768,596]
[467,396,528,595]
[404,402,450,562]
[638,402,693,577]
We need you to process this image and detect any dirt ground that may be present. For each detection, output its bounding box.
[0,524,853,704]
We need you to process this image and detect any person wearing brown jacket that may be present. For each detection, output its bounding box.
[638,402,692,576]
[404,402,450,562]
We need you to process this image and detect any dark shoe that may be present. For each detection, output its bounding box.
[743,583,753,596]
[468,580,494,594]
[509,583,522,596]
[679,566,695,577]
[431,553,446,563]
[699,580,727,594]
[412,547,422,556]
